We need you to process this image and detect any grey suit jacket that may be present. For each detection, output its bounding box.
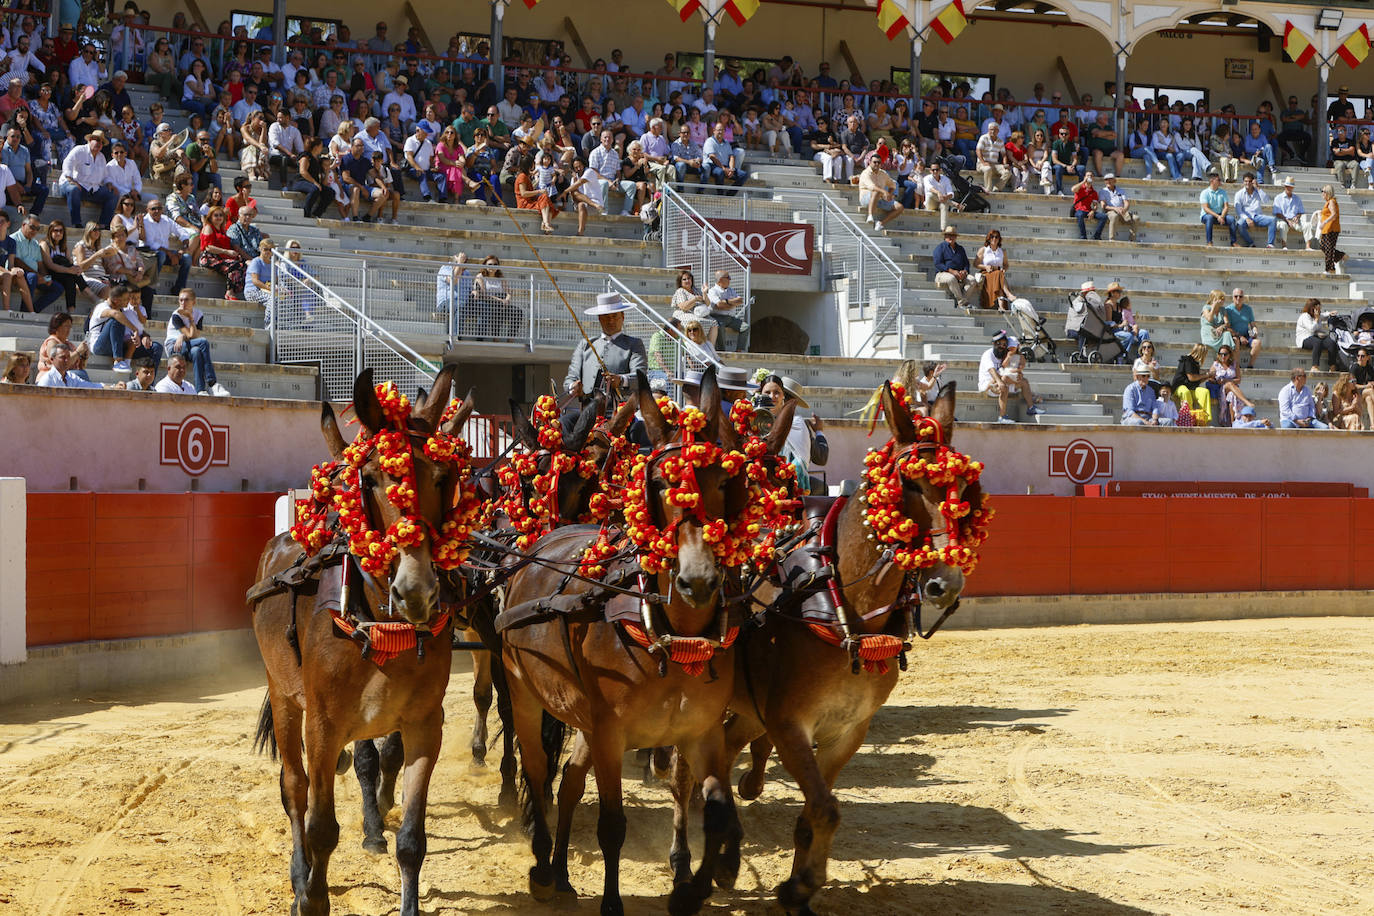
[563,332,648,393]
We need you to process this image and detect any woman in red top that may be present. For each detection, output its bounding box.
[1070,173,1107,240]
[513,154,559,234]
[199,206,247,300]
[1004,129,1029,193]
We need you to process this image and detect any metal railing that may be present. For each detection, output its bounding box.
[660,183,753,350]
[668,182,906,358]
[269,249,720,400]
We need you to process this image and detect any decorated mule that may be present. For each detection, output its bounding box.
[669,381,993,916]
[498,368,800,916]
[248,368,482,916]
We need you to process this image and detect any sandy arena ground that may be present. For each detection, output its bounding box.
[3,616,1374,915]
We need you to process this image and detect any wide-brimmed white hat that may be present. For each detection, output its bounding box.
[778,375,809,408]
[1282,176,1295,187]
[1080,281,1095,292]
[584,292,630,316]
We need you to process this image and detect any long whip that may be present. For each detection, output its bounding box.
[479,176,608,377]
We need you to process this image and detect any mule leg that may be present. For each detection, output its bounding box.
[352,739,388,854]
[271,693,311,909]
[737,734,774,801]
[772,721,866,916]
[473,610,519,809]
[396,713,443,916]
[376,731,404,813]
[588,728,627,916]
[300,717,343,916]
[552,732,593,899]
[508,673,557,900]
[667,748,695,887]
[669,729,740,915]
[468,626,492,765]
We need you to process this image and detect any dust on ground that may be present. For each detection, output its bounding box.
[3,616,1374,915]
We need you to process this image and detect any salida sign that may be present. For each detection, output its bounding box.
[679,218,815,274]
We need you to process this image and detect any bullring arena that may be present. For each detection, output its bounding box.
[8,0,1374,913]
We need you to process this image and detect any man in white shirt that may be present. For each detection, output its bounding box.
[978,331,1041,423]
[360,118,405,198]
[281,49,307,88]
[1271,176,1312,250]
[692,87,718,118]
[922,160,960,230]
[706,269,749,351]
[58,130,115,227]
[382,76,417,125]
[1099,173,1137,242]
[267,109,304,189]
[140,198,190,294]
[104,141,142,201]
[153,353,197,395]
[496,86,524,131]
[37,341,102,388]
[621,96,648,138]
[2,33,44,88]
[975,120,1010,192]
[587,130,621,207]
[67,42,102,90]
[403,124,446,202]
[535,70,565,105]
[703,124,748,195]
[981,104,1011,142]
[230,84,262,126]
[858,158,904,231]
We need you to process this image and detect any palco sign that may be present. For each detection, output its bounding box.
[679,218,815,275]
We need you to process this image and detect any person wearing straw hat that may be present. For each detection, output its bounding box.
[564,291,647,398]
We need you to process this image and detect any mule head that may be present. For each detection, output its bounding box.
[508,393,607,523]
[885,381,966,611]
[346,367,463,625]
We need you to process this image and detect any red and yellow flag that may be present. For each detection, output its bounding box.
[1338,23,1371,68]
[521,0,541,7]
[723,0,760,26]
[877,0,910,40]
[1283,21,1317,68]
[667,0,701,22]
[930,0,968,45]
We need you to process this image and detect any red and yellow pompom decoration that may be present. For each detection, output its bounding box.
[861,417,994,574]
[290,381,483,577]
[619,406,801,576]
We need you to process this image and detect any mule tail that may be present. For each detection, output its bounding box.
[253,691,279,760]
[518,711,570,834]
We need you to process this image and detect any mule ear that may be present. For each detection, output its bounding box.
[440,387,476,436]
[566,391,604,452]
[698,365,721,443]
[765,398,797,456]
[881,380,918,445]
[637,371,673,446]
[417,362,457,429]
[353,368,385,436]
[606,393,638,437]
[929,381,957,443]
[509,398,540,450]
[321,401,347,460]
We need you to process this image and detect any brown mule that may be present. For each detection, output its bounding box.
[670,383,984,916]
[500,369,795,916]
[250,367,474,916]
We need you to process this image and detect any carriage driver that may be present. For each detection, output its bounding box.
[564,291,648,398]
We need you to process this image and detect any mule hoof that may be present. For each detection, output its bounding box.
[376,787,395,814]
[553,880,578,904]
[470,749,487,767]
[530,866,557,902]
[498,787,519,811]
[600,897,625,916]
[335,748,353,776]
[715,854,740,890]
[777,878,815,909]
[361,835,388,855]
[738,769,765,801]
[666,883,704,916]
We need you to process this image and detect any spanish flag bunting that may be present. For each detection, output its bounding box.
[522,0,541,7]
[1338,23,1372,68]
[1283,21,1317,68]
[667,0,701,22]
[877,0,910,40]
[724,0,760,26]
[931,0,968,45]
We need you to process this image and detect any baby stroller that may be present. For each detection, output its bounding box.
[936,154,989,213]
[1064,290,1125,364]
[1329,310,1368,369]
[641,191,662,241]
[1002,297,1057,363]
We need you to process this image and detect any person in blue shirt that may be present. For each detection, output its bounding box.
[1198,173,1238,247]
[932,225,981,309]
[1232,172,1272,247]
[1223,287,1261,368]
[1232,405,1274,429]
[1122,368,1160,425]
[1241,121,1274,184]
[1279,368,1328,429]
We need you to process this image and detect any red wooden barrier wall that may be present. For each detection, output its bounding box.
[26,492,277,647]
[962,496,1374,597]
[22,492,1374,646]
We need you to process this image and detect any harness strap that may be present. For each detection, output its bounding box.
[619,620,739,678]
[805,623,904,675]
[329,607,452,667]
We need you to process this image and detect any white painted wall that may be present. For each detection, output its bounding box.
[0,478,25,665]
